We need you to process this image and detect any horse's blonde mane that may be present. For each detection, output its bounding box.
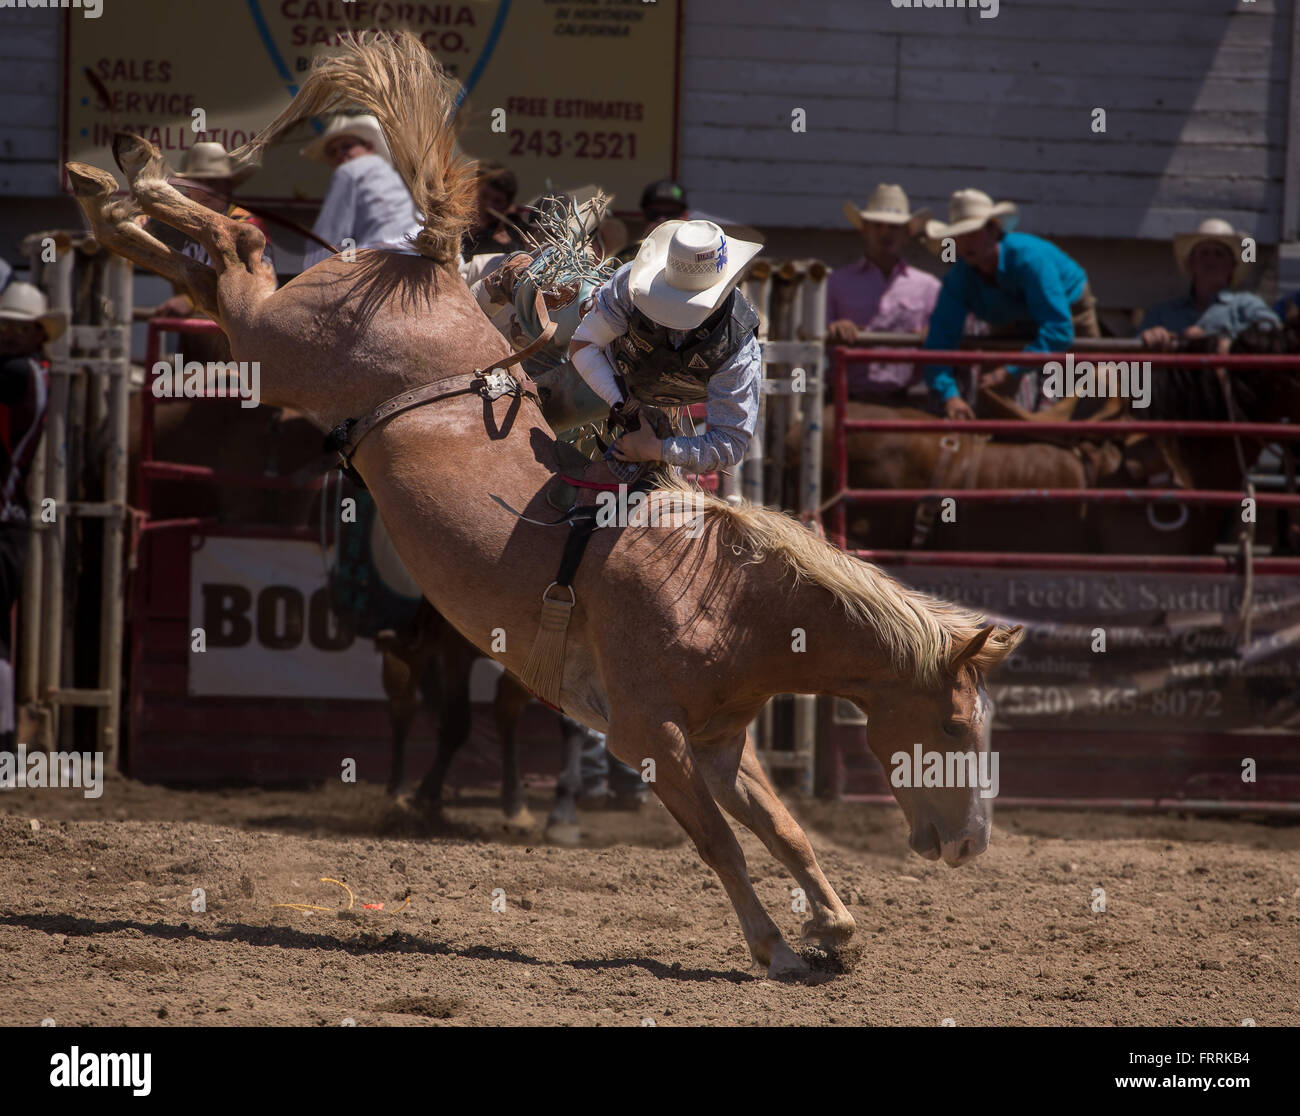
[228,30,477,265]
[653,473,1020,687]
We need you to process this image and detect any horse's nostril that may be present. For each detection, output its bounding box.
[910,823,942,859]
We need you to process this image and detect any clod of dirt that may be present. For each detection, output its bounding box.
[96,951,169,975]
[238,874,255,899]
[372,995,464,1018]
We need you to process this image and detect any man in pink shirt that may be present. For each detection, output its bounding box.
[827,184,941,402]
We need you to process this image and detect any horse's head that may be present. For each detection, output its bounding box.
[863,624,1022,867]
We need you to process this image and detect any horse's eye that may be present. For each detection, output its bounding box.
[943,722,964,738]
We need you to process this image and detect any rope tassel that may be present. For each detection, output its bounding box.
[520,582,576,709]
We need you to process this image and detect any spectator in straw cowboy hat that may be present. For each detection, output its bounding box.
[0,283,59,755]
[568,218,764,474]
[145,141,273,320]
[301,114,421,270]
[827,184,941,403]
[923,188,1100,419]
[1140,218,1279,349]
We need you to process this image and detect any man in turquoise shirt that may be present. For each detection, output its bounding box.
[922,190,1100,419]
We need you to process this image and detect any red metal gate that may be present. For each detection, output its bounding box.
[822,345,1300,811]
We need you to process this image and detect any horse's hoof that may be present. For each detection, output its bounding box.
[66,162,118,199]
[112,130,164,179]
[801,916,856,950]
[767,944,812,982]
[799,917,860,972]
[503,808,537,833]
[544,822,582,847]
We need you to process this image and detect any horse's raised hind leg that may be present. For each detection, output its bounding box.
[65,161,221,319]
[698,731,857,962]
[606,713,809,981]
[495,674,535,831]
[110,132,274,319]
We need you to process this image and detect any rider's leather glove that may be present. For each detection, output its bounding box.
[609,400,641,433]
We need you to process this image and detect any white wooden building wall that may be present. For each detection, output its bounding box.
[2,0,1294,252]
[680,0,1294,243]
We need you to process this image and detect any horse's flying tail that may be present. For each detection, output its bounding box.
[227,30,477,266]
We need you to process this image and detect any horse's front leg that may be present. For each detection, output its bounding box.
[698,730,857,962]
[607,712,810,981]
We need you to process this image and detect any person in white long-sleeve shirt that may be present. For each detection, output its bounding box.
[567,220,763,474]
[300,114,422,270]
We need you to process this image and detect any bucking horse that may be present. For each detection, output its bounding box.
[66,31,1021,980]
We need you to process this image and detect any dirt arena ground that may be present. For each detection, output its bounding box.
[2,775,1296,1026]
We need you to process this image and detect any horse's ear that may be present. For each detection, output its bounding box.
[949,625,996,673]
[949,624,1024,676]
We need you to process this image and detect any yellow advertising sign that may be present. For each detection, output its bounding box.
[64,0,682,211]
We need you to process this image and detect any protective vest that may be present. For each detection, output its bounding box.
[609,290,759,406]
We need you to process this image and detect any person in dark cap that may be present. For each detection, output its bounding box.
[615,178,690,264]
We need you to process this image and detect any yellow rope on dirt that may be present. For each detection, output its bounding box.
[273,879,406,914]
[320,877,355,909]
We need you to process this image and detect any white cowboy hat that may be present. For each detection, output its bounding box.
[300,114,392,164]
[628,220,763,331]
[0,282,66,343]
[1174,218,1248,286]
[843,184,930,237]
[924,188,1019,243]
[173,141,255,187]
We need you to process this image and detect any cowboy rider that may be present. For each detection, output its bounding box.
[566,219,764,473]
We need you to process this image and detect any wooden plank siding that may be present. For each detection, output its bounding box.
[680,0,1292,242]
[0,1,1293,310]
